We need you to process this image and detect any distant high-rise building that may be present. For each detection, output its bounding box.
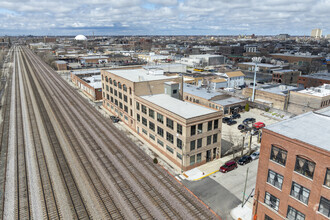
[311,28,322,38]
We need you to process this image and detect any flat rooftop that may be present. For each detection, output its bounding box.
[183,84,225,100]
[300,72,330,81]
[80,56,108,59]
[239,62,280,68]
[71,69,101,75]
[297,84,330,97]
[271,53,323,58]
[266,107,330,151]
[141,94,217,119]
[106,68,179,82]
[258,84,299,95]
[213,97,245,106]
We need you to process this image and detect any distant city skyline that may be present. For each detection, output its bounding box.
[0,0,329,36]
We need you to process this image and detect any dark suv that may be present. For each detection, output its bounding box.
[222,117,231,123]
[243,118,256,125]
[238,155,252,165]
[219,161,238,173]
[231,113,241,119]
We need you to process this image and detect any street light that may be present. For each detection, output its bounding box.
[251,57,262,102]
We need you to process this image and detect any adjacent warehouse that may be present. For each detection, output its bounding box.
[71,70,102,101]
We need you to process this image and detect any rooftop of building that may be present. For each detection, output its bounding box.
[55,60,67,64]
[239,62,281,68]
[271,53,323,58]
[140,94,217,119]
[213,97,245,106]
[183,83,225,100]
[80,56,108,59]
[225,71,245,78]
[71,69,101,75]
[273,69,299,73]
[105,68,179,82]
[296,84,330,97]
[257,84,299,95]
[266,106,330,152]
[82,75,102,88]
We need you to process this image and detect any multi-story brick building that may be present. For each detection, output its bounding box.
[101,67,223,170]
[297,72,330,89]
[253,107,330,220]
[272,70,301,85]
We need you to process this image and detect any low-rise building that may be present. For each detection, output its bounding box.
[101,67,223,170]
[272,70,301,85]
[71,70,102,101]
[179,54,225,67]
[297,72,330,88]
[216,71,245,88]
[287,84,330,114]
[55,60,68,71]
[237,62,282,73]
[253,107,330,220]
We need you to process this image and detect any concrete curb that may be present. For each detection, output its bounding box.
[193,170,219,181]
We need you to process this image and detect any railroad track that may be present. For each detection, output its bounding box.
[23,46,218,219]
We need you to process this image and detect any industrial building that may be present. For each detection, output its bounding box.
[253,107,330,220]
[101,67,223,170]
[272,70,301,85]
[71,70,102,101]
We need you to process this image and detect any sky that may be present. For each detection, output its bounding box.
[0,0,329,36]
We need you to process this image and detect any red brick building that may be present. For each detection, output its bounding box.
[253,107,330,220]
[297,72,330,88]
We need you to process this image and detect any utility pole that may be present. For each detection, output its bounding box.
[249,133,252,154]
[242,167,249,207]
[251,57,261,102]
[241,136,245,157]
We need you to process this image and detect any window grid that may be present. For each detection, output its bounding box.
[294,156,315,179]
[290,182,310,205]
[264,191,279,211]
[267,169,283,190]
[270,145,287,166]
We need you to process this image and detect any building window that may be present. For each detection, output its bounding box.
[318,197,330,217]
[166,145,174,154]
[124,105,128,113]
[149,109,154,119]
[196,153,202,163]
[290,182,310,205]
[130,98,132,106]
[267,169,283,190]
[115,99,118,106]
[142,128,147,135]
[265,215,273,220]
[149,133,155,141]
[270,145,287,166]
[119,92,122,99]
[213,134,218,143]
[123,84,127,92]
[119,102,123,109]
[141,104,147,114]
[109,78,112,84]
[190,140,196,151]
[287,206,305,220]
[110,96,114,102]
[190,155,195,165]
[110,87,113,94]
[177,123,182,135]
[157,113,163,123]
[264,192,279,211]
[105,76,108,82]
[124,95,127,102]
[207,135,212,145]
[166,132,173,144]
[113,80,117,86]
[142,117,147,126]
[177,153,182,160]
[208,121,212,131]
[177,138,182,150]
[294,156,315,179]
[106,94,109,100]
[118,82,122,89]
[191,125,196,136]
[106,85,109,91]
[324,168,330,187]
[166,118,174,129]
[136,102,140,110]
[173,89,177,94]
[197,123,203,134]
[214,119,219,129]
[197,138,202,148]
[157,139,164,147]
[137,114,140,122]
[149,121,155,131]
[114,90,117,96]
[157,126,164,137]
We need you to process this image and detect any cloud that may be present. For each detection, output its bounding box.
[0,0,328,35]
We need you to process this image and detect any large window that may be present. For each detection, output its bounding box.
[294,156,315,179]
[149,122,155,131]
[157,139,164,147]
[157,113,163,123]
[137,114,140,122]
[166,145,174,154]
[177,123,182,135]
[208,121,212,131]
[270,145,287,166]
[190,155,195,165]
[166,118,174,129]
[264,192,279,211]
[190,140,196,151]
[196,153,202,163]
[136,101,140,110]
[287,206,305,220]
[177,138,182,150]
[157,126,164,137]
[213,134,218,143]
[149,109,154,119]
[141,104,147,114]
[267,169,283,190]
[290,182,310,205]
[123,84,127,92]
[324,168,330,187]
[142,117,147,126]
[214,119,219,129]
[207,135,212,145]
[197,138,202,149]
[197,123,203,134]
[318,197,330,217]
[265,215,273,220]
[166,132,173,144]
[191,125,196,136]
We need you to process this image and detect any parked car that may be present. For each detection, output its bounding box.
[227,120,237,126]
[238,155,252,165]
[219,161,238,173]
[250,82,257,86]
[222,117,231,123]
[237,124,246,130]
[250,151,260,160]
[243,118,256,125]
[253,122,265,129]
[231,113,241,119]
[110,116,120,123]
[257,81,265,84]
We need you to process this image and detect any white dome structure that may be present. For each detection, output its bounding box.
[75,35,87,41]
